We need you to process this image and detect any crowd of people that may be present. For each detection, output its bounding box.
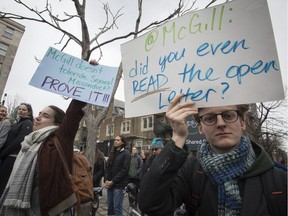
[0,63,286,216]
[0,85,168,216]
[0,97,287,216]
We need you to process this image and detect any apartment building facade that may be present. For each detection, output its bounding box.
[0,19,25,100]
[75,98,206,156]
[75,99,172,156]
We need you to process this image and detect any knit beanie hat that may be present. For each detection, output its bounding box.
[151,138,164,149]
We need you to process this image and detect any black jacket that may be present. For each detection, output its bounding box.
[93,159,105,187]
[104,148,131,189]
[0,117,33,159]
[139,139,287,216]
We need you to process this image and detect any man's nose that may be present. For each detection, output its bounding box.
[216,115,226,126]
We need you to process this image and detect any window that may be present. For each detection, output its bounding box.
[141,115,154,131]
[106,124,114,137]
[121,120,131,134]
[3,27,14,39]
[0,43,8,59]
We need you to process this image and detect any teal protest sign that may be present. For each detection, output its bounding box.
[121,0,284,118]
[29,47,118,107]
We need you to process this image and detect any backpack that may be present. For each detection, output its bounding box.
[54,137,93,211]
[72,151,94,204]
[187,159,287,216]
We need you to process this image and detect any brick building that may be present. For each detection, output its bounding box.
[76,99,172,156]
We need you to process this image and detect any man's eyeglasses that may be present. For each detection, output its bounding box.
[152,148,159,151]
[199,110,240,126]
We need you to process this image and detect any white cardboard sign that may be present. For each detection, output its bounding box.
[121,0,284,118]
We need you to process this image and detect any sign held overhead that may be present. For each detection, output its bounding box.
[121,0,284,118]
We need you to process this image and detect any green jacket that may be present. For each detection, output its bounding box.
[139,139,287,216]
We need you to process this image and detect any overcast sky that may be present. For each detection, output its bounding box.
[1,0,287,115]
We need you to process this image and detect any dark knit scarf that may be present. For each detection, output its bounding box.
[197,136,256,216]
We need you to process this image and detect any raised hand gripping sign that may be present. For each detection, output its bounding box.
[29,47,118,107]
[121,0,285,118]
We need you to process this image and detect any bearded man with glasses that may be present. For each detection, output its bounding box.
[139,94,287,216]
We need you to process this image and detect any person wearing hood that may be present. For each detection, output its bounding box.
[139,137,164,182]
[139,94,287,216]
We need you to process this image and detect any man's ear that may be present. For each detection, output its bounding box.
[240,120,246,131]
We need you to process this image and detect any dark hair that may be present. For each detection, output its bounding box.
[20,103,34,120]
[94,148,105,166]
[48,105,65,125]
[194,104,250,123]
[107,135,126,166]
[118,135,127,147]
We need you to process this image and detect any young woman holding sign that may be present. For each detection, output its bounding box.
[0,60,98,216]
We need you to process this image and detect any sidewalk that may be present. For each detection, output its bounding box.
[96,187,131,216]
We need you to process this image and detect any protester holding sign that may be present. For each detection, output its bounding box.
[139,94,287,215]
[0,60,98,216]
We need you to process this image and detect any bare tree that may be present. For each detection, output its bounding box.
[0,0,197,174]
[2,1,286,213]
[246,97,288,158]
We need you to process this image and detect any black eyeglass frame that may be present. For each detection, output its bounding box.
[199,110,240,126]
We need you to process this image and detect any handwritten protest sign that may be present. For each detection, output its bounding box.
[29,47,118,107]
[121,0,284,118]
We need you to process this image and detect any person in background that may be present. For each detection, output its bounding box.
[139,150,151,181]
[144,137,164,176]
[104,135,131,216]
[150,137,164,155]
[0,103,33,196]
[128,147,142,191]
[93,148,106,197]
[0,105,11,150]
[139,94,287,215]
[128,146,142,208]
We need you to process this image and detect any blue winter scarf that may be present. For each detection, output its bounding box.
[197,136,256,216]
